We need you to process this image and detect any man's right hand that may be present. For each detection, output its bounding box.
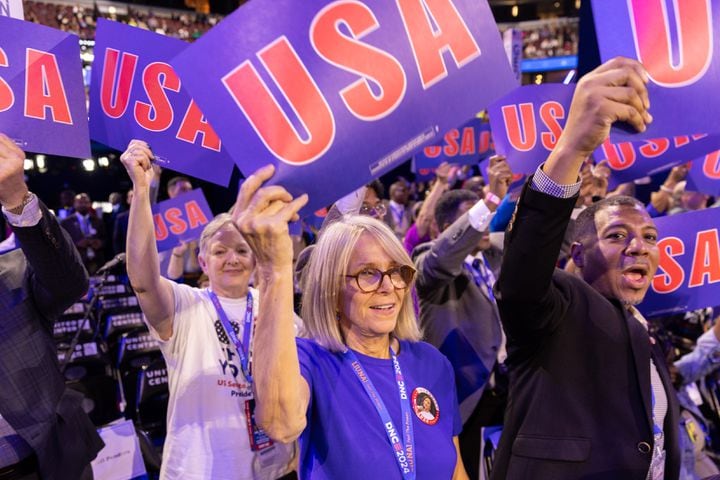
[120,140,155,189]
[487,155,513,200]
[544,57,652,185]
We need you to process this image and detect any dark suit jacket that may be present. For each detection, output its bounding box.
[112,210,129,256]
[491,181,680,480]
[0,202,104,479]
[413,212,503,423]
[60,213,106,274]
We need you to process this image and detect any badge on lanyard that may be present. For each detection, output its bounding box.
[245,399,275,452]
[208,289,275,452]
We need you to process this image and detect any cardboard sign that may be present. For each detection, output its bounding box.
[591,0,720,141]
[641,208,720,317]
[91,419,147,480]
[151,189,212,252]
[595,134,720,188]
[687,151,720,196]
[414,118,494,168]
[172,0,515,215]
[0,0,23,19]
[0,16,90,158]
[488,83,575,174]
[88,19,234,186]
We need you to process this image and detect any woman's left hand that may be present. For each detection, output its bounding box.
[232,164,308,271]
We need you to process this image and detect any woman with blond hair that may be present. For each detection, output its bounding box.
[237,165,468,480]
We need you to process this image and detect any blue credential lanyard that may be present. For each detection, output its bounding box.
[208,289,254,383]
[344,346,416,480]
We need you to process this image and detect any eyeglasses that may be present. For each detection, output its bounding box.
[345,265,415,293]
[359,202,387,218]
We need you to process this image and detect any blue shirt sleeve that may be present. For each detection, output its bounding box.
[489,195,517,232]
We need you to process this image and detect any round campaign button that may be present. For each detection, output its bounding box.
[411,387,440,426]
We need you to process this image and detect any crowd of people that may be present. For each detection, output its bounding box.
[2,51,720,480]
[24,0,221,40]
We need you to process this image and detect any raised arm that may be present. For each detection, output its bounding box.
[415,156,510,289]
[233,165,310,443]
[413,162,452,239]
[0,133,88,321]
[120,140,175,340]
[497,57,652,338]
[649,165,687,216]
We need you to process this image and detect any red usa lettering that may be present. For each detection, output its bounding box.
[652,229,720,294]
[500,100,565,152]
[702,151,720,180]
[153,200,210,241]
[0,47,73,124]
[221,0,481,166]
[601,135,709,171]
[423,126,491,158]
[100,49,221,151]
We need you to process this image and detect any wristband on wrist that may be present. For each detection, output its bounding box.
[172,252,184,258]
[660,185,674,194]
[484,192,501,207]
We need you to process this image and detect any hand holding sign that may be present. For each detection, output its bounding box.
[0,133,28,210]
[545,58,652,185]
[487,155,513,201]
[120,140,156,192]
[233,165,308,271]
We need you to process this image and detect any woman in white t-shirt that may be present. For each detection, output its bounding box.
[120,140,296,480]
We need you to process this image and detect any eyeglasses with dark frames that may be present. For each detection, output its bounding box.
[345,265,415,293]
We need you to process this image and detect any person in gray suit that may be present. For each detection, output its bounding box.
[0,133,103,479]
[413,155,512,479]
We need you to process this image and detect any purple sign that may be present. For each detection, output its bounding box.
[413,118,494,169]
[172,0,515,215]
[151,189,212,252]
[591,0,720,141]
[88,19,235,186]
[411,159,438,182]
[488,83,574,175]
[0,16,89,158]
[642,208,720,317]
[595,134,720,188]
[687,151,720,196]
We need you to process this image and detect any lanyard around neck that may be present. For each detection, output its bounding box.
[208,289,254,383]
[344,346,416,480]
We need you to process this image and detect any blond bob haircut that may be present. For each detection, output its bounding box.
[198,213,240,257]
[300,215,421,352]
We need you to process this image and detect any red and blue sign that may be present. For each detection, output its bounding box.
[687,150,720,196]
[152,189,212,252]
[88,19,235,186]
[171,0,515,216]
[0,16,90,158]
[591,0,720,141]
[488,83,575,175]
[595,134,720,188]
[413,118,494,169]
[642,208,720,317]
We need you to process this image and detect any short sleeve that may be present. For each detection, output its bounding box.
[145,281,207,360]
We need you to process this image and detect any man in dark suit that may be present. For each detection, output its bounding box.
[0,133,103,478]
[60,193,106,275]
[383,180,415,239]
[413,155,511,478]
[492,58,679,479]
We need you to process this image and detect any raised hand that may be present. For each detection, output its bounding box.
[119,140,155,189]
[0,133,29,209]
[232,165,308,270]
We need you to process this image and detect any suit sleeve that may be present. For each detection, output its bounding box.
[495,179,577,342]
[11,201,90,324]
[414,212,485,291]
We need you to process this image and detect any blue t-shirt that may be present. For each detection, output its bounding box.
[296,337,462,480]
